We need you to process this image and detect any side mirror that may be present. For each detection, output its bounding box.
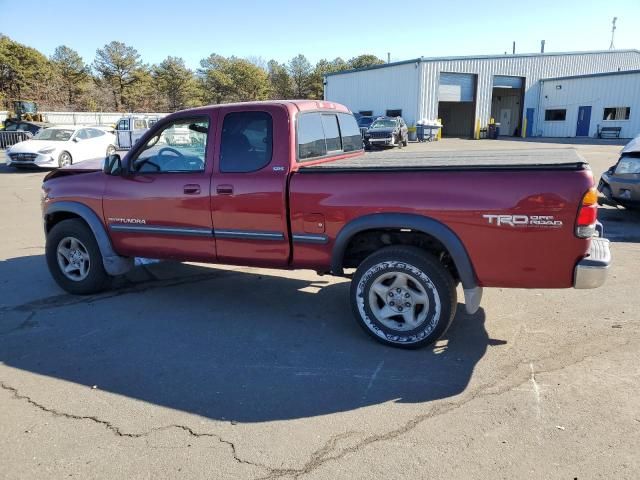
[73,137,80,142]
[103,154,122,175]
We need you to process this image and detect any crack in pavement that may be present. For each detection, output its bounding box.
[0,381,269,472]
[2,334,635,480]
[1,328,635,479]
[0,311,38,336]
[0,270,243,315]
[253,335,636,480]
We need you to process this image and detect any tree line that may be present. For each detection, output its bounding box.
[0,34,384,113]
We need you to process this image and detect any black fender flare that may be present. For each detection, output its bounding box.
[44,201,133,276]
[331,213,482,314]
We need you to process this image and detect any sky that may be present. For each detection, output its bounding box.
[0,0,638,69]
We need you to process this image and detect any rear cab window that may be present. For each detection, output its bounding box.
[297,112,363,162]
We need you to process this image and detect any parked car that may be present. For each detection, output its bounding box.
[7,126,116,168]
[0,120,53,149]
[364,116,408,149]
[41,100,610,349]
[357,115,375,141]
[598,136,640,208]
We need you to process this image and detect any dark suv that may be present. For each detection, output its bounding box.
[364,116,408,149]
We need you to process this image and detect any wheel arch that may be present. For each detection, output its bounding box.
[331,213,483,314]
[44,201,133,275]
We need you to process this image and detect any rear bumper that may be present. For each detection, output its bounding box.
[573,237,611,289]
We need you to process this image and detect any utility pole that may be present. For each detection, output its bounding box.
[540,40,545,53]
[609,17,617,50]
[512,41,516,54]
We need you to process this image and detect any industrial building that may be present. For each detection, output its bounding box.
[324,50,640,138]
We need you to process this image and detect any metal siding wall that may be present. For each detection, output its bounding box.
[325,62,420,123]
[539,72,640,138]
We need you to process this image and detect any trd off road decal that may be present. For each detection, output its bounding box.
[482,214,563,228]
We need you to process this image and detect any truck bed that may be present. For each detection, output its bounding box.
[299,148,588,172]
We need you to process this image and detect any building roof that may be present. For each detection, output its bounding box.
[325,49,640,77]
[542,69,640,82]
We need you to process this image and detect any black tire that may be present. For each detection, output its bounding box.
[351,246,457,349]
[397,134,403,149]
[403,135,408,147]
[58,151,72,168]
[45,219,111,294]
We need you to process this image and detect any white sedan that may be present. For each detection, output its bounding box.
[6,126,117,168]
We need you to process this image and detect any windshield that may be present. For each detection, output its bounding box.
[358,117,373,127]
[34,128,74,141]
[616,156,640,174]
[370,119,396,129]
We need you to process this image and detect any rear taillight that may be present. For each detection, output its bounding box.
[575,187,598,238]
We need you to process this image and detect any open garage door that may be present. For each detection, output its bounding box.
[437,73,477,137]
[491,76,525,137]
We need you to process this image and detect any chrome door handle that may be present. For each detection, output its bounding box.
[183,184,201,195]
[216,184,234,195]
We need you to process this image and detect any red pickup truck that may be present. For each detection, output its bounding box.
[41,100,611,348]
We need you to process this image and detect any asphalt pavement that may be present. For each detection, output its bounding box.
[0,139,638,479]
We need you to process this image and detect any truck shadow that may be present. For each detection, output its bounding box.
[0,257,503,423]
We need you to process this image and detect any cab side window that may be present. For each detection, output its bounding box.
[117,119,129,131]
[220,111,273,173]
[131,117,209,173]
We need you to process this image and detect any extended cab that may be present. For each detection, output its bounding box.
[41,101,611,348]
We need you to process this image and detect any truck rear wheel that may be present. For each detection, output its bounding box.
[45,219,111,295]
[351,246,457,349]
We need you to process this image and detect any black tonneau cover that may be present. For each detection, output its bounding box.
[299,148,588,172]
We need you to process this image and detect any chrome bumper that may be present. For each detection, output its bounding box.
[574,237,611,289]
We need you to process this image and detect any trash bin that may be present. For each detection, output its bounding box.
[488,123,501,139]
[416,124,425,142]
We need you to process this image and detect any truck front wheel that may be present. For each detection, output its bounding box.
[351,246,457,349]
[45,219,111,295]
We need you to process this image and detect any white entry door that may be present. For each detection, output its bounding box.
[500,109,512,136]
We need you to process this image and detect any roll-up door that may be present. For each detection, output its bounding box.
[438,73,475,102]
[493,76,523,89]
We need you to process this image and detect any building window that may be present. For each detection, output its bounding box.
[386,109,402,117]
[544,109,566,121]
[603,107,630,121]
